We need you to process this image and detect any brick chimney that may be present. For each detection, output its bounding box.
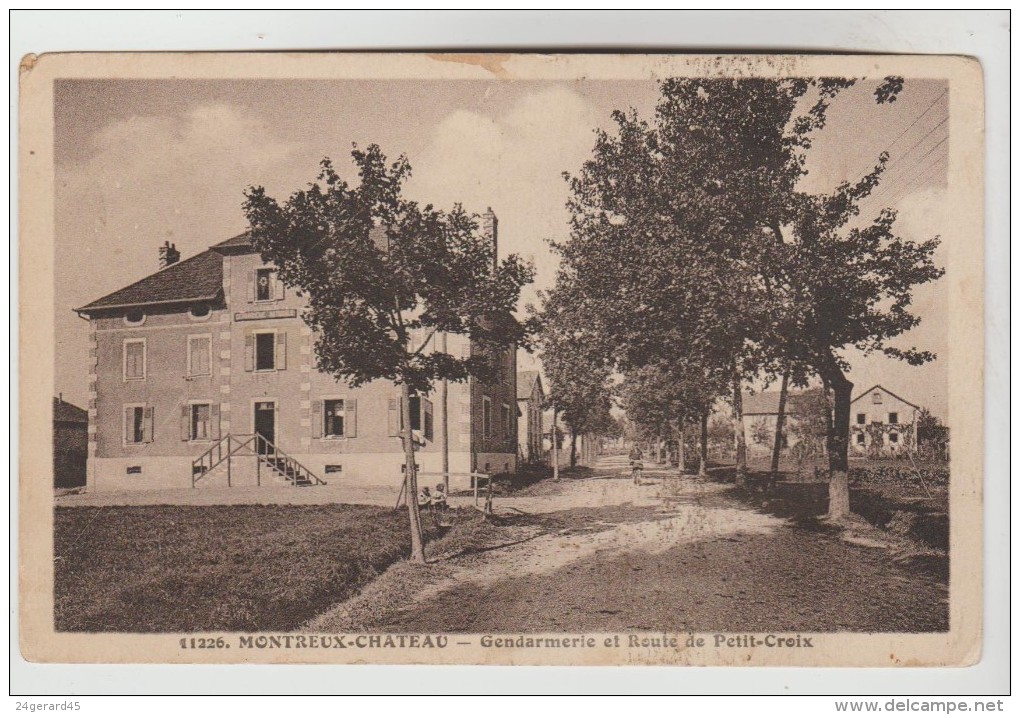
[158,241,180,269]
[481,208,498,271]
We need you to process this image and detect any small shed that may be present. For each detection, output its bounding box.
[54,395,88,488]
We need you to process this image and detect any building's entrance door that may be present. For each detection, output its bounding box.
[254,401,275,455]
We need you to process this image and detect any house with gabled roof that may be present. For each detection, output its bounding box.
[75,212,518,493]
[741,383,920,458]
[849,384,919,456]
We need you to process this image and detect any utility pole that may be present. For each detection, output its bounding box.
[551,405,559,481]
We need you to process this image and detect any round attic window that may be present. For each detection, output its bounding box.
[123,309,145,326]
[189,303,211,320]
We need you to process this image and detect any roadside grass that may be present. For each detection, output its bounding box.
[706,467,948,579]
[54,504,442,633]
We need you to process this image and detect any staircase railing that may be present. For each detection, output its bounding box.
[191,433,325,488]
[254,434,327,487]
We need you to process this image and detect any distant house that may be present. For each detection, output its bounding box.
[741,390,800,457]
[53,395,88,488]
[849,385,919,456]
[516,370,544,463]
[742,384,920,458]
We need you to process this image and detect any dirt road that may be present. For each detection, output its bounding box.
[308,456,948,634]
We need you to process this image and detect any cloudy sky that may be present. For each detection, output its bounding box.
[54,77,949,417]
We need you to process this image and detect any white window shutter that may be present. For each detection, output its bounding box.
[387,398,400,437]
[275,332,287,370]
[345,399,357,438]
[143,406,154,443]
[244,332,254,372]
[312,400,322,439]
[180,404,190,441]
[423,398,433,442]
[274,275,285,301]
[211,403,220,440]
[123,407,132,444]
[246,269,255,303]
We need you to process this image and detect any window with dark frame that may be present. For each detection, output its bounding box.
[889,432,899,444]
[191,403,211,441]
[126,406,144,443]
[324,399,345,437]
[856,433,866,445]
[888,412,899,424]
[856,413,866,425]
[408,396,422,431]
[256,268,275,302]
[255,332,276,371]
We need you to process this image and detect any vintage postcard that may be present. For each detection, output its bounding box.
[19,52,983,667]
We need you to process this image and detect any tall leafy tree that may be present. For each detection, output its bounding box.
[556,75,940,517]
[536,286,617,468]
[243,144,534,562]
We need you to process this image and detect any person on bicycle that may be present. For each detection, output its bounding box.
[629,445,644,483]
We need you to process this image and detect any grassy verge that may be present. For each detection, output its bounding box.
[54,504,442,632]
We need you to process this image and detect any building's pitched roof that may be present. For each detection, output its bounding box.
[850,384,919,410]
[211,227,389,252]
[75,249,224,315]
[209,233,252,250]
[53,397,88,423]
[517,370,543,400]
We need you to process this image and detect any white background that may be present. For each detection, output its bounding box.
[7,9,1011,701]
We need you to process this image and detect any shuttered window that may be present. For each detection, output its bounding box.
[187,335,211,376]
[324,399,345,437]
[387,398,401,437]
[123,405,152,444]
[255,268,275,302]
[123,339,146,380]
[191,403,211,440]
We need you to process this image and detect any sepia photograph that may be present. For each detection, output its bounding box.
[19,51,984,669]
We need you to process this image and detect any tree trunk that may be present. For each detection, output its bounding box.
[570,429,577,468]
[440,333,449,495]
[823,366,854,520]
[676,420,686,473]
[401,383,426,563]
[770,370,790,478]
[731,368,747,486]
[551,407,559,480]
[699,411,709,477]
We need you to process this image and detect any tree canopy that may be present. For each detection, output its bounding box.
[549,76,942,516]
[243,144,534,396]
[243,143,535,561]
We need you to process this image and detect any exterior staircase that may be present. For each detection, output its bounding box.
[191,433,326,488]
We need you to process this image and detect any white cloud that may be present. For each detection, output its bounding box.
[842,184,950,418]
[55,103,301,404]
[404,87,602,310]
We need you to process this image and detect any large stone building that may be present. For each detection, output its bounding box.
[75,213,518,492]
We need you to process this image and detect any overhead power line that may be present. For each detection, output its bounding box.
[843,87,949,187]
